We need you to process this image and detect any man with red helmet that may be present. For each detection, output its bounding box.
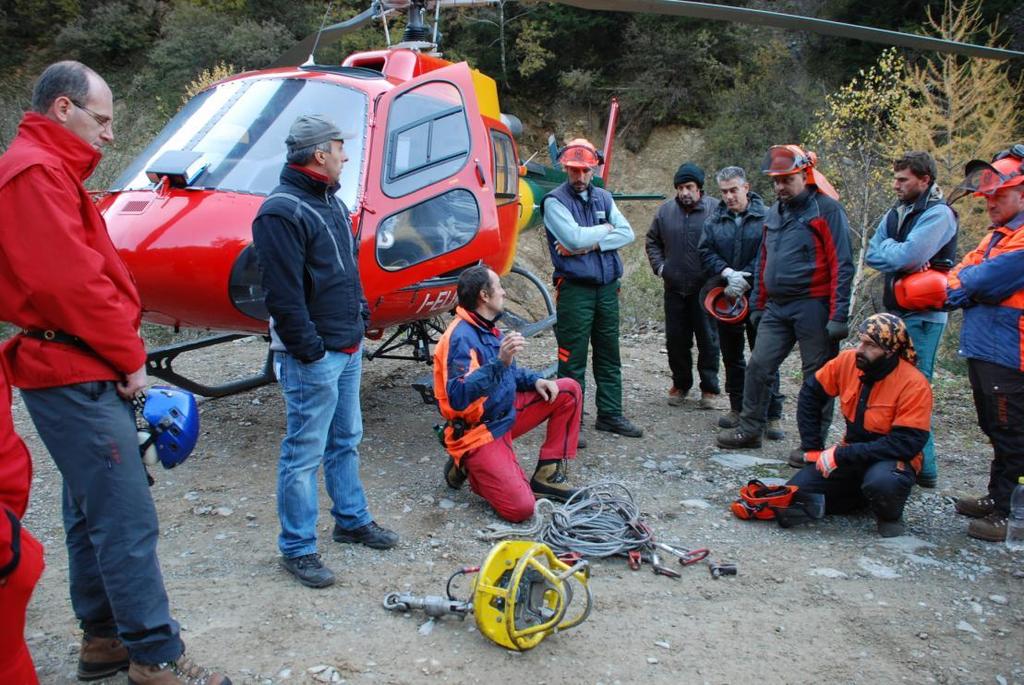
[718,145,853,449]
[543,138,641,441]
[865,151,958,489]
[946,145,1024,542]
[699,166,783,435]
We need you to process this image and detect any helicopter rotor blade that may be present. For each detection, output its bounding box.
[272,5,383,67]
[553,0,1023,61]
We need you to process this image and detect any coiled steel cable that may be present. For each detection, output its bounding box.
[476,481,652,558]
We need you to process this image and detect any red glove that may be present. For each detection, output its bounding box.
[814,445,838,478]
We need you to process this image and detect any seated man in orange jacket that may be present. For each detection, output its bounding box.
[788,313,933,537]
[433,265,583,522]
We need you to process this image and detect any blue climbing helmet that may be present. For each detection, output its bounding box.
[137,386,199,468]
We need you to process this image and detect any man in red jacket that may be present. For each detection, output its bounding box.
[0,370,43,684]
[0,61,229,685]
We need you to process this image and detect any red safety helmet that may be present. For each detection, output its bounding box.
[761,144,839,200]
[703,287,749,324]
[894,268,948,311]
[558,138,601,170]
[961,154,1024,197]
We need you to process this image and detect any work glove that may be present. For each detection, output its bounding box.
[826,320,848,340]
[749,310,763,328]
[944,287,972,310]
[722,268,752,293]
[724,282,746,300]
[807,445,838,478]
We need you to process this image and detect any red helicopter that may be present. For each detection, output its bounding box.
[99,0,1021,397]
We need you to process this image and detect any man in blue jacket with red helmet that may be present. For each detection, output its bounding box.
[433,266,583,522]
[946,145,1024,542]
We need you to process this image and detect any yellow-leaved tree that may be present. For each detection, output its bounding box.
[897,0,1022,248]
[808,48,913,321]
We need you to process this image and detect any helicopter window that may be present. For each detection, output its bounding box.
[110,78,367,208]
[382,81,470,198]
[375,189,480,271]
[490,130,517,205]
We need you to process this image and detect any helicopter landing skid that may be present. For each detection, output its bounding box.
[146,333,275,399]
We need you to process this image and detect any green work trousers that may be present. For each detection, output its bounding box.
[555,279,623,418]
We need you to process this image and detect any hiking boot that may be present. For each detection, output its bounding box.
[716,428,762,449]
[332,521,399,550]
[697,392,718,410]
[955,495,996,519]
[594,415,643,438]
[876,518,906,538]
[78,635,129,681]
[765,419,785,441]
[530,460,580,502]
[279,553,335,588]
[916,473,938,489]
[126,651,231,685]
[967,512,1008,542]
[667,386,686,407]
[443,455,467,490]
[787,447,808,469]
[718,410,740,429]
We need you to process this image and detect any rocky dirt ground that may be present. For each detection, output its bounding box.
[13,326,1024,685]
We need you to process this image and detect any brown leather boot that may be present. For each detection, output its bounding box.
[78,635,129,681]
[127,651,231,685]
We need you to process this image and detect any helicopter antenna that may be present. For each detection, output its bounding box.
[382,5,392,46]
[305,1,335,66]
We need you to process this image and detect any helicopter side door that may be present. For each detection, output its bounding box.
[358,62,499,325]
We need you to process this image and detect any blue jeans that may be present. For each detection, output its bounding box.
[904,318,944,479]
[274,349,372,558]
[21,382,182,664]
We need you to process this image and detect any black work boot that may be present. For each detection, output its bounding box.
[530,460,580,502]
[78,634,130,681]
[876,518,906,538]
[332,521,399,550]
[594,414,643,438]
[716,427,762,449]
[718,410,740,429]
[279,553,335,588]
[443,455,467,490]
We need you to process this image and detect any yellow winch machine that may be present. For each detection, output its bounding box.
[383,540,592,651]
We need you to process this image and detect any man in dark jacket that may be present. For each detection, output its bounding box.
[252,114,398,589]
[788,314,932,537]
[544,138,641,439]
[718,145,853,449]
[646,162,721,408]
[0,62,229,684]
[698,166,783,437]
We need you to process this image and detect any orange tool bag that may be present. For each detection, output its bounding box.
[731,479,798,520]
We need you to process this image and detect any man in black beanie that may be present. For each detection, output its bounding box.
[645,162,721,408]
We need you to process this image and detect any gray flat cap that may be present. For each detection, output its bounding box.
[285,114,352,150]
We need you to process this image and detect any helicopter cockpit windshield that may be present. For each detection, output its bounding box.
[111,78,367,208]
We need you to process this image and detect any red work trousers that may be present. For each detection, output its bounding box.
[0,520,43,685]
[463,378,582,522]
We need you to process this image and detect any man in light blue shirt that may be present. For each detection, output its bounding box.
[865,151,958,488]
[543,138,640,441]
